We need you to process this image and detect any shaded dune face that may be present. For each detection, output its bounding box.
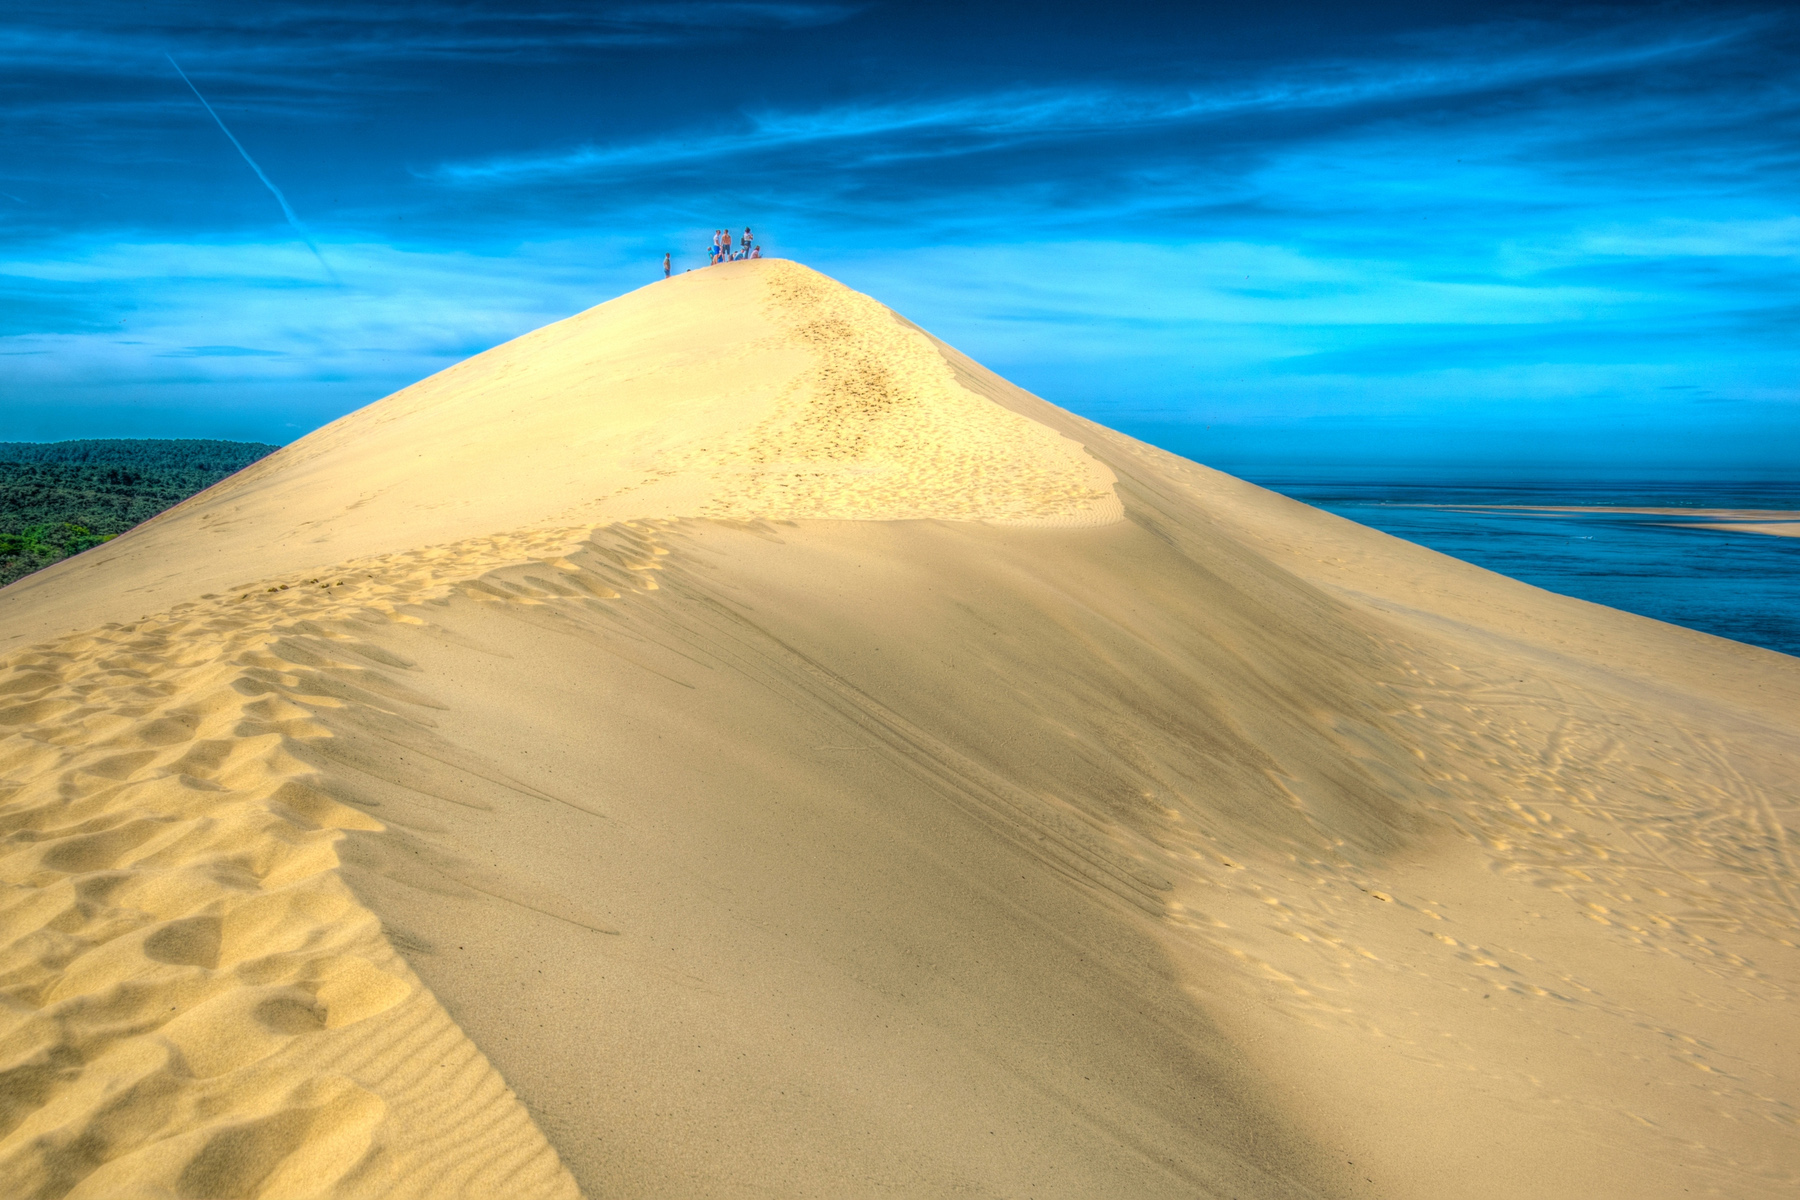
[1,260,1797,1198]
[317,514,1419,1198]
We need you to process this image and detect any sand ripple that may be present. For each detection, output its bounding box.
[0,532,584,1198]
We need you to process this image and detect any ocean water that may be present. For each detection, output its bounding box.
[1227,470,1800,660]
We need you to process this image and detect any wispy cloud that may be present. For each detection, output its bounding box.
[426,17,1760,186]
[166,55,338,283]
[159,344,287,357]
[608,3,861,29]
[0,2,863,77]
[2,2,1793,463]
[1578,217,1800,259]
[0,234,638,437]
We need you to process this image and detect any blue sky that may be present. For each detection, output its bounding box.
[3,1,1796,473]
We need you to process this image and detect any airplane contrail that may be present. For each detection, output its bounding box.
[166,53,339,284]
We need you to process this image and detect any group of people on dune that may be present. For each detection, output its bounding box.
[710,227,759,265]
[661,228,763,278]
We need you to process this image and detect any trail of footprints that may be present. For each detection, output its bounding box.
[1394,661,1800,968]
[1162,647,1800,995]
[1155,638,1800,1184]
[681,262,1115,524]
[0,512,1083,1198]
[0,524,645,1199]
[7,505,1798,1193]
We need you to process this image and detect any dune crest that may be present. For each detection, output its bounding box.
[0,260,1117,653]
[1,259,1796,1198]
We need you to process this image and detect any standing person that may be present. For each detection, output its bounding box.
[741,227,752,255]
[662,252,671,279]
[709,230,720,264]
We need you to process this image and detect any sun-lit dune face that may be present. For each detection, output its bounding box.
[288,257,1120,530]
[1,264,1798,1200]
[0,259,1116,649]
[683,262,1118,524]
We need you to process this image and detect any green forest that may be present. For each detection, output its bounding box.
[0,439,280,587]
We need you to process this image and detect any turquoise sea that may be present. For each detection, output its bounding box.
[1226,470,1800,660]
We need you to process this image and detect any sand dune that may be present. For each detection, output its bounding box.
[1,260,1796,1197]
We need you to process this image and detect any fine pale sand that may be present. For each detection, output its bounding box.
[1,259,1796,1197]
[1677,522,1800,538]
[1411,504,1800,541]
[1446,506,1800,519]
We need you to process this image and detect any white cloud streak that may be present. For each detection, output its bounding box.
[0,3,863,76]
[165,55,339,283]
[425,19,1757,186]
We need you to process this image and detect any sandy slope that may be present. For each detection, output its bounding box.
[1,260,1796,1198]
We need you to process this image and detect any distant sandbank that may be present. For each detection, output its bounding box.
[1393,501,1800,539]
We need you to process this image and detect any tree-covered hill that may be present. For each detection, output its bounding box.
[0,439,280,587]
